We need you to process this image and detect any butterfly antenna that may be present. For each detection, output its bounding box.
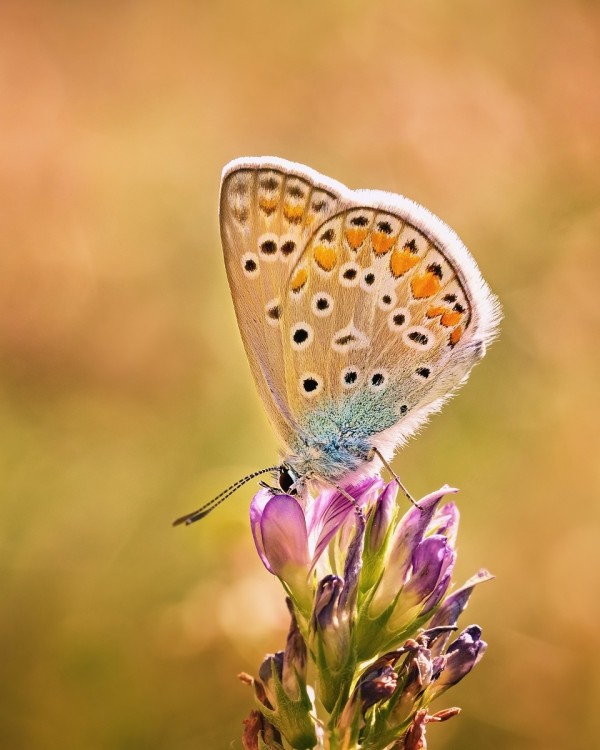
[368,447,421,509]
[172,466,280,527]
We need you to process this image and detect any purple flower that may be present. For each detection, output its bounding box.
[428,568,494,654]
[369,486,458,619]
[250,479,380,609]
[311,575,344,633]
[250,492,312,608]
[366,480,398,555]
[244,479,491,750]
[358,664,398,712]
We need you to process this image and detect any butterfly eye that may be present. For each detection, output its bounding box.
[404,327,435,351]
[241,252,260,279]
[340,366,361,389]
[311,292,334,318]
[279,466,297,494]
[368,369,389,391]
[291,322,314,351]
[339,262,360,288]
[299,372,323,398]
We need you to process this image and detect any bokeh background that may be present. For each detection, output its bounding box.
[1,1,599,748]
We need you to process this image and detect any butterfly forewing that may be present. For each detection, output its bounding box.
[219,158,349,447]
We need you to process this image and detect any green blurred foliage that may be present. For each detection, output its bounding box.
[0,0,599,748]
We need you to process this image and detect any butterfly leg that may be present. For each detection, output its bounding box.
[258,480,280,494]
[367,447,422,510]
[333,483,366,527]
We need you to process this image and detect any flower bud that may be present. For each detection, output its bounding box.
[358,664,398,712]
[361,482,398,592]
[258,652,284,709]
[429,625,487,697]
[241,709,283,750]
[369,488,457,618]
[283,599,307,700]
[255,654,317,750]
[384,536,455,637]
[339,514,365,613]
[428,569,493,654]
[388,645,434,726]
[310,575,353,713]
[367,481,398,555]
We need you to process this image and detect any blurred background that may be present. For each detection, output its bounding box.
[1,1,598,748]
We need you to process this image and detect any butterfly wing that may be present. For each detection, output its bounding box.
[219,157,351,449]
[279,188,500,459]
[220,156,500,477]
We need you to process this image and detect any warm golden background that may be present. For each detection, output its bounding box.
[1,1,598,748]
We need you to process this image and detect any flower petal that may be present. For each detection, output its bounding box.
[260,494,310,577]
[406,536,455,605]
[367,481,399,554]
[388,486,458,583]
[434,625,487,692]
[250,488,278,573]
[309,477,382,569]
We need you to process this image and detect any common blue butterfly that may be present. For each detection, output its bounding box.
[175,157,500,524]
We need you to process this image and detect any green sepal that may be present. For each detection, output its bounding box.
[312,623,357,717]
[355,583,445,662]
[279,578,314,626]
[354,590,396,662]
[256,660,317,750]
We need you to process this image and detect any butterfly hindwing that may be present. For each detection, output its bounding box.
[282,196,498,446]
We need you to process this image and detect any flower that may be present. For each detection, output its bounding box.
[243,479,492,749]
[250,478,381,613]
[425,625,488,699]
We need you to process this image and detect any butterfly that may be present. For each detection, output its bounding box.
[174,157,500,524]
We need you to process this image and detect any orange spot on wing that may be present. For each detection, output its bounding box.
[371,232,395,256]
[290,268,308,292]
[259,198,278,215]
[313,244,337,271]
[449,326,464,346]
[441,310,463,327]
[283,204,304,223]
[345,228,367,249]
[390,248,419,278]
[426,305,447,319]
[411,272,441,299]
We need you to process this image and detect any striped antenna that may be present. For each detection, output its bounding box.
[172,466,281,526]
